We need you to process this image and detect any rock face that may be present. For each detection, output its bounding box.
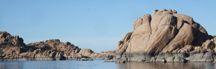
[0,32,97,60]
[116,9,215,63]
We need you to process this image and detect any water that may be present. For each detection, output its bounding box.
[0,60,215,69]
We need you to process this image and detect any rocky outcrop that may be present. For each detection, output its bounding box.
[0,32,25,46]
[116,9,216,63]
[0,31,98,60]
[0,32,26,59]
[24,39,91,60]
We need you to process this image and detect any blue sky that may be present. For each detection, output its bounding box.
[0,0,216,52]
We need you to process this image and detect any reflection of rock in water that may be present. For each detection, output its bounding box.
[0,61,23,69]
[117,62,215,69]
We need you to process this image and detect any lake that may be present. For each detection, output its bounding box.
[0,60,215,69]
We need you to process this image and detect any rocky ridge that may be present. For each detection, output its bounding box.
[0,31,107,60]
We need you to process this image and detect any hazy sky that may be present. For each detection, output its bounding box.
[0,0,216,52]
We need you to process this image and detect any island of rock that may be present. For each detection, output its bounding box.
[116,9,216,63]
[0,31,112,60]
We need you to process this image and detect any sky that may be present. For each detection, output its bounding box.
[0,0,216,52]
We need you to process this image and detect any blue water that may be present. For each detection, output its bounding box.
[0,60,215,69]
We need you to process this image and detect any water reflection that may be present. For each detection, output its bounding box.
[0,61,23,69]
[0,60,116,69]
[117,62,215,69]
[0,60,215,69]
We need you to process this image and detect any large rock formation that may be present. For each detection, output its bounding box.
[0,31,99,60]
[116,9,215,63]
